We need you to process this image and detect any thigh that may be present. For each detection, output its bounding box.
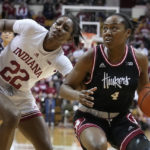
[0,93,18,120]
[74,111,108,150]
[110,112,144,150]
[18,116,52,150]
[126,134,150,150]
[10,89,42,120]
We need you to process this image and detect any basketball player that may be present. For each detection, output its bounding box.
[60,13,150,150]
[0,31,14,52]
[0,14,82,150]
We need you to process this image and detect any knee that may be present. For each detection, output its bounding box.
[126,134,150,150]
[88,138,107,150]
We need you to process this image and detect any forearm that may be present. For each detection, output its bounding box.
[0,19,15,32]
[59,84,79,101]
[0,19,5,31]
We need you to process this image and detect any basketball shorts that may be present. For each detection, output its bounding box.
[0,78,42,121]
[73,110,144,150]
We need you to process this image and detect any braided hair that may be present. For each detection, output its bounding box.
[64,13,83,47]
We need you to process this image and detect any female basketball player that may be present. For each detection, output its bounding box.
[60,13,150,150]
[0,14,82,150]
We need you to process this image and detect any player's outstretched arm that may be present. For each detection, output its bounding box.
[0,19,16,32]
[60,49,97,108]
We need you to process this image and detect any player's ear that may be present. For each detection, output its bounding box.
[126,28,131,39]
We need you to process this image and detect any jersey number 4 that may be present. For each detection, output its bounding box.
[111,92,119,100]
[0,60,29,89]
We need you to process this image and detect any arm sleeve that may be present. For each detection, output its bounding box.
[52,54,73,77]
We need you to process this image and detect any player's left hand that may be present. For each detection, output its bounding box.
[78,87,97,107]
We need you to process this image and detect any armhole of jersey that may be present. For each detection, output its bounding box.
[131,46,141,76]
[85,46,97,84]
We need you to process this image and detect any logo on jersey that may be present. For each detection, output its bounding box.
[99,63,106,68]
[102,72,131,89]
[126,62,133,66]
[13,47,42,78]
[128,126,134,131]
[34,53,39,58]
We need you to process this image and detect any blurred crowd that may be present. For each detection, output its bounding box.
[1,0,150,130]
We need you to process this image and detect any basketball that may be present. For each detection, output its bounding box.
[138,83,150,117]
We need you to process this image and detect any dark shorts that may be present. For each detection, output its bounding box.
[73,110,144,150]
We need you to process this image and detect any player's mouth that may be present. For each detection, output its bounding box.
[104,37,112,43]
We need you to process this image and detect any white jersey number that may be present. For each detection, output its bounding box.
[0,60,29,89]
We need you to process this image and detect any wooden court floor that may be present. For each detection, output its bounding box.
[11,126,118,150]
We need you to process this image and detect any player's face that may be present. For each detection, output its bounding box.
[1,32,14,43]
[49,16,73,43]
[102,15,130,49]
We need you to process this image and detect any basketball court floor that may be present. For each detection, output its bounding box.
[11,126,150,150]
[11,126,118,150]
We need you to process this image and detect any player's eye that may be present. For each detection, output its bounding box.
[103,26,108,32]
[112,27,118,31]
[56,21,61,25]
[64,26,69,31]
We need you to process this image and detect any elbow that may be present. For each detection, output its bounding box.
[59,84,73,100]
[59,84,65,98]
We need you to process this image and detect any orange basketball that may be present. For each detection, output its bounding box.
[138,83,150,117]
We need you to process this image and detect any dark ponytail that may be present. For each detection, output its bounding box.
[112,13,138,35]
[64,13,83,47]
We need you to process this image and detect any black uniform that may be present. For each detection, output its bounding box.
[73,45,145,150]
[86,44,139,112]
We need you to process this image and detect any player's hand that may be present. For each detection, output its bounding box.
[77,87,97,107]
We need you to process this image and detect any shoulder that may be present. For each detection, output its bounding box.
[78,48,94,64]
[133,47,149,71]
[73,48,95,73]
[15,19,37,26]
[13,19,47,34]
[133,47,148,62]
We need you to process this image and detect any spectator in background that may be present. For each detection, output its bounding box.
[43,0,55,20]
[37,79,48,93]
[54,3,62,19]
[44,93,56,127]
[7,2,16,19]
[0,31,14,53]
[46,80,56,96]
[62,42,76,56]
[31,89,41,110]
[93,0,105,5]
[16,1,29,19]
[137,42,149,56]
[73,42,85,62]
[35,11,46,26]
[52,72,63,94]
[145,1,150,20]
[1,0,11,18]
